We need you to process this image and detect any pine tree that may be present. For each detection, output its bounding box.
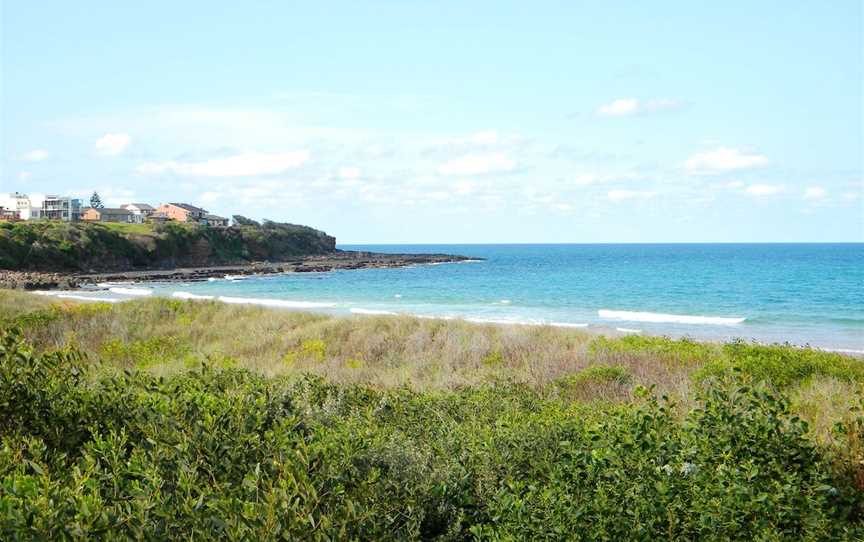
[90,192,104,209]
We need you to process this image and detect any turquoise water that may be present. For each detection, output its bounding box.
[84,244,863,351]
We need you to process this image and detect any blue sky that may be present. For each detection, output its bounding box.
[1,1,861,243]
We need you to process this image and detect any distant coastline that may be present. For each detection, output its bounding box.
[0,219,476,289]
[0,250,476,290]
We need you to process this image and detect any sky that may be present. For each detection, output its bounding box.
[1,1,862,243]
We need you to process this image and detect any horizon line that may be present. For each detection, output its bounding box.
[337,241,864,246]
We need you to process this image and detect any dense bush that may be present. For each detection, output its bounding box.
[0,220,336,271]
[696,341,864,386]
[1,328,861,540]
[590,335,720,366]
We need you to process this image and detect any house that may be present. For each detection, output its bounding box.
[81,207,135,223]
[148,211,170,223]
[203,214,230,227]
[41,195,81,221]
[0,192,38,220]
[0,206,21,221]
[155,203,208,223]
[121,203,155,223]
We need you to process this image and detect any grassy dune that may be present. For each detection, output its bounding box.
[2,289,864,539]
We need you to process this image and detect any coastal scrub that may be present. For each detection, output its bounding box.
[1,293,864,538]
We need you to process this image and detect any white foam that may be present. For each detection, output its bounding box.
[207,277,219,282]
[56,294,123,303]
[415,314,456,321]
[465,317,542,326]
[598,309,745,326]
[32,290,66,296]
[172,291,215,300]
[350,308,397,315]
[217,296,336,309]
[616,327,642,334]
[223,275,245,280]
[549,322,590,328]
[108,287,153,297]
[496,299,511,305]
[461,259,484,263]
[394,294,403,298]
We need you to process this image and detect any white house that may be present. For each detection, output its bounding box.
[0,192,39,220]
[41,195,81,221]
[120,203,156,223]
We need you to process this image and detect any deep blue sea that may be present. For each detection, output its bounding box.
[65,244,864,352]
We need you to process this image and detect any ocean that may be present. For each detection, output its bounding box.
[56,244,864,352]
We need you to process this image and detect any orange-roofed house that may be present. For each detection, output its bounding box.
[155,203,209,223]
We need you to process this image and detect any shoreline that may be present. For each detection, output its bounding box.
[0,250,478,290]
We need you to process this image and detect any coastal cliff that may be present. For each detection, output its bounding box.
[0,220,336,272]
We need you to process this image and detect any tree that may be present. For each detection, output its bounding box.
[90,192,104,209]
[232,215,260,227]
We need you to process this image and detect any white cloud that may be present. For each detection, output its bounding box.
[841,192,860,201]
[803,186,826,200]
[725,180,745,189]
[607,189,656,201]
[139,151,310,177]
[745,184,784,197]
[338,166,360,179]
[572,174,600,186]
[595,98,681,117]
[570,171,646,186]
[470,130,499,145]
[437,153,516,176]
[18,171,32,181]
[185,179,307,210]
[684,147,769,175]
[427,130,523,151]
[95,133,131,156]
[453,180,478,195]
[21,149,49,162]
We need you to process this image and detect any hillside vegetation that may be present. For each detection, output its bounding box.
[1,291,863,539]
[0,220,336,271]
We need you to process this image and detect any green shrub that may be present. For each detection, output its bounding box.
[696,341,864,387]
[554,365,632,402]
[0,306,63,330]
[481,350,505,367]
[282,339,327,367]
[2,328,861,539]
[590,334,720,366]
[100,335,191,368]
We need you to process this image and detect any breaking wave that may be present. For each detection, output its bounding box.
[172,291,215,300]
[108,287,153,297]
[56,294,123,303]
[599,309,746,326]
[217,296,337,308]
[549,322,590,328]
[350,308,398,315]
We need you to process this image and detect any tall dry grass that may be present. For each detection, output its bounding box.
[3,290,862,442]
[1,291,705,398]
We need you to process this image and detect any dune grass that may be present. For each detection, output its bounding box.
[2,289,864,539]
[2,289,860,408]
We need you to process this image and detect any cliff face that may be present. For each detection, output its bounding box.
[0,221,336,272]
